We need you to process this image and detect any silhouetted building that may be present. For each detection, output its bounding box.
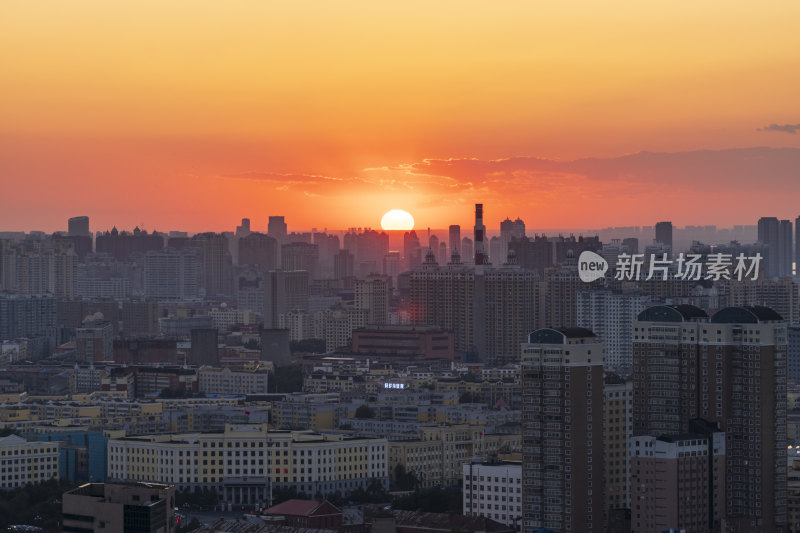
[655,221,673,249]
[474,204,488,265]
[355,275,390,325]
[68,216,90,237]
[268,216,287,242]
[191,232,233,297]
[143,248,200,300]
[96,227,163,261]
[264,270,309,329]
[238,232,278,272]
[449,225,461,256]
[281,242,319,279]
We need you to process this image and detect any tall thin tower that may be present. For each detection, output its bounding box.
[474,204,488,265]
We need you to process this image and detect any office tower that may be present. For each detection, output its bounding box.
[238,232,278,271]
[334,249,354,281]
[655,221,673,249]
[355,275,390,325]
[62,483,175,533]
[60,218,93,260]
[281,242,319,279]
[780,219,793,277]
[577,289,651,370]
[403,230,422,271]
[759,216,781,278]
[439,241,447,267]
[68,216,90,237]
[190,328,219,365]
[143,248,200,300]
[521,328,604,533]
[264,270,310,328]
[383,251,401,286]
[603,377,632,519]
[449,225,461,256]
[629,430,725,533]
[461,237,473,265]
[236,217,251,237]
[633,304,788,531]
[622,237,639,255]
[474,204,489,265]
[268,216,288,242]
[76,315,114,363]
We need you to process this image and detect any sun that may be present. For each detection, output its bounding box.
[381,209,415,231]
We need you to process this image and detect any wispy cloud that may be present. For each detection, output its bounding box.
[758,123,800,134]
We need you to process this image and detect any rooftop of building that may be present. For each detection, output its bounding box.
[527,327,596,344]
[710,305,783,323]
[637,304,708,322]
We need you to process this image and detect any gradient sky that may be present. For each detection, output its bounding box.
[2,1,800,233]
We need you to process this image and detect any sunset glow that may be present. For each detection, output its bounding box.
[381,210,415,231]
[2,1,800,232]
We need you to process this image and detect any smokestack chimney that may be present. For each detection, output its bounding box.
[474,203,488,265]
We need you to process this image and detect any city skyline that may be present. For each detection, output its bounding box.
[3,2,800,231]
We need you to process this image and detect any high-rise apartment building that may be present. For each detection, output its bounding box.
[264,270,310,328]
[633,304,788,532]
[629,430,725,533]
[578,289,652,370]
[759,216,781,278]
[521,327,604,533]
[281,242,320,279]
[143,248,200,300]
[780,219,794,277]
[603,377,632,516]
[191,232,233,297]
[238,232,278,271]
[355,275,390,325]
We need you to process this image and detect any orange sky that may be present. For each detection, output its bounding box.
[2,1,800,233]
